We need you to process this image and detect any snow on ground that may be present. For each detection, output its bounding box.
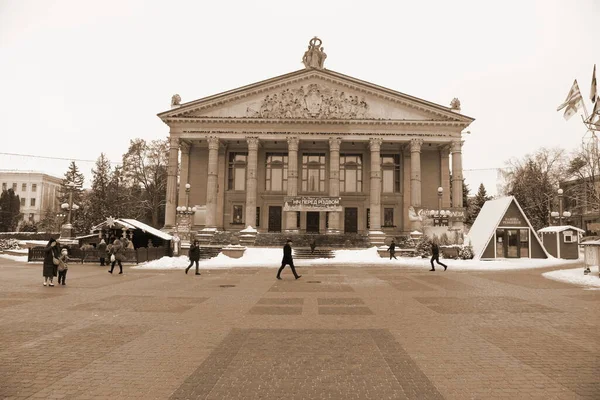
[0,254,28,262]
[133,247,585,271]
[543,266,600,288]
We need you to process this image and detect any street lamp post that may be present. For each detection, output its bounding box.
[56,213,66,232]
[60,182,79,239]
[437,187,443,226]
[176,183,197,244]
[551,188,572,226]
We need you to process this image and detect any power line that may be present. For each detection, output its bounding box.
[0,152,121,165]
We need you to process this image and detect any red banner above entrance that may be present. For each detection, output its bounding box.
[283,196,342,212]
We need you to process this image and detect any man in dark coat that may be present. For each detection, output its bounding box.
[430,240,448,271]
[277,239,301,280]
[108,238,124,274]
[387,239,397,260]
[185,240,201,275]
[43,238,60,286]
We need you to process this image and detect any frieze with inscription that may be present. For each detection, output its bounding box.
[246,84,369,119]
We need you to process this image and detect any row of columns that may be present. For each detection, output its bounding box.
[164,136,464,231]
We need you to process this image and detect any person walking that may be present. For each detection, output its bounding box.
[387,239,398,260]
[185,240,201,275]
[430,240,448,271]
[310,238,316,255]
[276,239,301,280]
[42,238,60,286]
[108,238,124,274]
[57,248,70,285]
[97,239,107,266]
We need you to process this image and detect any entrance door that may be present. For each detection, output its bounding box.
[306,212,320,233]
[505,229,519,258]
[268,206,282,232]
[344,208,358,233]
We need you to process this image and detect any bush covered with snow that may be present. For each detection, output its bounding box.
[458,245,475,260]
[0,239,21,251]
[415,237,433,258]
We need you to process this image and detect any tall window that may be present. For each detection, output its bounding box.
[20,198,25,206]
[383,208,394,227]
[340,154,362,192]
[32,184,37,192]
[265,153,288,192]
[12,183,17,191]
[1,183,6,191]
[301,153,326,192]
[22,183,27,191]
[381,154,401,193]
[228,153,248,191]
[29,213,34,221]
[30,198,36,207]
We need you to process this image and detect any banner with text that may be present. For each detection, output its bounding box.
[283,196,342,212]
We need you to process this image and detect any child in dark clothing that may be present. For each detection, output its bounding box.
[58,248,70,285]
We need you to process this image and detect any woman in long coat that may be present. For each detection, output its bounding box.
[108,238,125,274]
[43,238,60,286]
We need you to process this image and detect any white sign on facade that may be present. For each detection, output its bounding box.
[283,196,342,212]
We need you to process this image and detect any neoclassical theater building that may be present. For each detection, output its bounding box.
[158,38,474,244]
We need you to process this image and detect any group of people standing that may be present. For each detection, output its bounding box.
[42,238,69,286]
[97,237,127,273]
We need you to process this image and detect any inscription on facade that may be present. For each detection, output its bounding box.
[246,84,369,119]
[283,196,342,212]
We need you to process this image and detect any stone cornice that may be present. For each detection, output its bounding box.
[178,130,457,141]
[158,69,474,124]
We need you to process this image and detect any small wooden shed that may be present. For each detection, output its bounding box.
[537,225,584,259]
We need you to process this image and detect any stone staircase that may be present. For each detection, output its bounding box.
[199,247,221,260]
[293,248,335,259]
[254,233,370,248]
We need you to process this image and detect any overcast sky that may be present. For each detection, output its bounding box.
[1,0,598,195]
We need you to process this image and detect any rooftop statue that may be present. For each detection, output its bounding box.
[450,97,461,111]
[171,94,182,107]
[302,37,327,69]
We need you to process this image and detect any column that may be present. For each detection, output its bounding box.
[369,138,383,231]
[204,136,220,229]
[245,137,259,228]
[451,140,464,208]
[410,139,423,208]
[285,137,299,232]
[178,141,191,208]
[440,146,451,208]
[164,135,179,228]
[328,137,342,233]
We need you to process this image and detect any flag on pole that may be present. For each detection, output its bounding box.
[591,64,597,103]
[557,80,583,120]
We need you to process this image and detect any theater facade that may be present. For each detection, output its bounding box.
[158,38,474,245]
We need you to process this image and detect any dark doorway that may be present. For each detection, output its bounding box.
[344,207,358,233]
[306,212,320,233]
[268,206,282,232]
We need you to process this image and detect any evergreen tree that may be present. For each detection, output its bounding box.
[38,207,60,232]
[86,153,113,224]
[466,183,492,226]
[0,189,22,232]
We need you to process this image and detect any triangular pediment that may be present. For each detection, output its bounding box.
[159,69,473,124]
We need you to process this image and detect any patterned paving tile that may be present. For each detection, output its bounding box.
[257,298,304,305]
[477,272,575,289]
[269,282,354,293]
[0,299,28,308]
[318,306,373,315]
[169,329,443,400]
[314,270,341,275]
[70,295,208,313]
[0,322,70,351]
[249,306,303,315]
[317,297,364,305]
[412,275,474,291]
[477,327,599,398]
[415,296,561,314]
[0,291,65,299]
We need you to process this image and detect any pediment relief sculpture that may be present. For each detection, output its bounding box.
[246,83,369,119]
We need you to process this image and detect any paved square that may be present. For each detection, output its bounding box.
[0,258,598,399]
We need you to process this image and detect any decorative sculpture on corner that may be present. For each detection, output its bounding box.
[450,98,461,111]
[171,94,182,107]
[302,37,327,69]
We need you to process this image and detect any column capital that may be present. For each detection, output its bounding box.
[451,140,464,153]
[207,136,220,151]
[369,138,383,152]
[287,137,299,151]
[179,140,190,153]
[246,136,260,151]
[410,139,424,152]
[169,135,180,149]
[329,137,342,151]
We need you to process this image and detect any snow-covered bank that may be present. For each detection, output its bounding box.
[543,266,600,288]
[133,247,585,271]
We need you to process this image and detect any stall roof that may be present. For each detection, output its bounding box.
[91,218,172,241]
[120,219,172,241]
[537,225,585,234]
